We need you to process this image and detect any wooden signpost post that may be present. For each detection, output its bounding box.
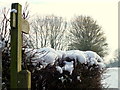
[10,3,31,89]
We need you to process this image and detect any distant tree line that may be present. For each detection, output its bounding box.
[106,49,120,67]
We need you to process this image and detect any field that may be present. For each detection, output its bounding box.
[102,67,120,89]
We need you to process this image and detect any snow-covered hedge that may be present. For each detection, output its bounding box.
[23,47,106,89]
[2,46,107,89]
[25,47,105,73]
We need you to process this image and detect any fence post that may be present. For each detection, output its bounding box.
[10,3,31,89]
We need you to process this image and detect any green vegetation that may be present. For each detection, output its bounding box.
[68,16,108,57]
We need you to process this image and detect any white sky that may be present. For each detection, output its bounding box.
[0,0,119,62]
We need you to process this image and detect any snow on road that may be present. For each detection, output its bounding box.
[102,67,120,89]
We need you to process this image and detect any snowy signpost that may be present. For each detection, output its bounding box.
[10,3,31,89]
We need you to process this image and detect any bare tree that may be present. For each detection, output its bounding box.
[21,2,36,48]
[30,15,68,50]
[22,2,30,20]
[0,7,10,44]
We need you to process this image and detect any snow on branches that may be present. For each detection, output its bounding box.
[0,40,5,49]
[25,47,105,75]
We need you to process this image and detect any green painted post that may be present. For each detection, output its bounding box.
[10,3,31,89]
[18,70,31,89]
[10,3,22,88]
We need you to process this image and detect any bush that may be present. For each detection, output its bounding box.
[2,47,107,90]
[2,47,10,90]
[27,59,106,90]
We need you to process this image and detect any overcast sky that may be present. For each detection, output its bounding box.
[0,0,119,62]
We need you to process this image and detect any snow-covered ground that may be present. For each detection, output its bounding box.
[102,67,120,89]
